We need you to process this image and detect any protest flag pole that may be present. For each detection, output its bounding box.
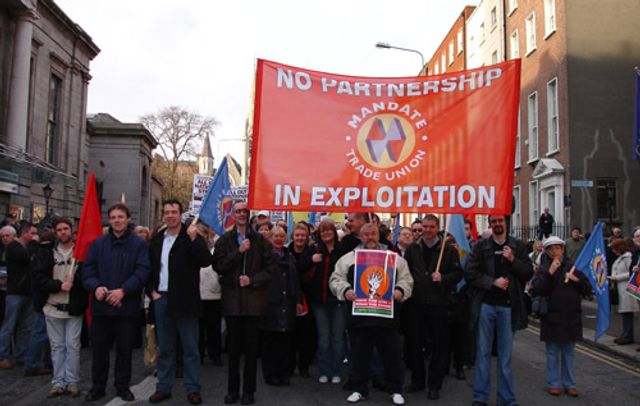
[434,214,448,275]
[72,172,104,327]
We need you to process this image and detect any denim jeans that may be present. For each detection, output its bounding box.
[25,312,51,370]
[0,294,35,361]
[311,301,346,377]
[46,316,82,387]
[154,295,201,394]
[545,341,575,389]
[473,303,517,406]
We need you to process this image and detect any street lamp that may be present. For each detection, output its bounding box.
[43,183,53,214]
[375,42,425,69]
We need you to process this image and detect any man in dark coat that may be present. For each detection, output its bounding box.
[212,201,277,405]
[404,215,463,400]
[0,221,38,369]
[538,208,554,239]
[82,204,150,402]
[464,214,533,406]
[147,200,212,405]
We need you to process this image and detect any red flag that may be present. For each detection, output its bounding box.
[73,172,103,262]
[74,172,103,327]
[464,214,479,241]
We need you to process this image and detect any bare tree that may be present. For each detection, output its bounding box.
[142,106,218,200]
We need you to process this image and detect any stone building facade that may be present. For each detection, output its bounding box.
[0,0,99,223]
[87,113,158,227]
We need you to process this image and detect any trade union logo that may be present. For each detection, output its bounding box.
[356,114,416,169]
[219,197,236,232]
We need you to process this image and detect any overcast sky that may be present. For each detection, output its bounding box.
[56,0,478,164]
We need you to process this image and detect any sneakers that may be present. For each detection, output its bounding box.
[66,384,80,397]
[47,386,65,398]
[347,392,365,403]
[565,387,578,397]
[318,375,329,384]
[331,376,342,384]
[391,393,405,405]
[548,387,561,396]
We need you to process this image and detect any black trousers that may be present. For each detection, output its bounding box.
[226,315,261,395]
[289,313,316,374]
[448,320,472,370]
[90,315,138,390]
[350,327,404,396]
[199,300,222,360]
[262,330,292,380]
[407,304,449,390]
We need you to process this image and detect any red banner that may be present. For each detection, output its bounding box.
[250,59,521,214]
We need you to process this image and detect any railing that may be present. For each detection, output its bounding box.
[511,224,570,242]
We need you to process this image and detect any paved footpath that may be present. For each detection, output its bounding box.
[2,325,639,405]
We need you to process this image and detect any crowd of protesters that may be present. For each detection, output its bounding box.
[0,201,639,405]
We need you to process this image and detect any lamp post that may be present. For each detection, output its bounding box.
[375,42,425,70]
[43,183,53,214]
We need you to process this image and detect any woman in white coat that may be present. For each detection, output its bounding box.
[609,239,639,345]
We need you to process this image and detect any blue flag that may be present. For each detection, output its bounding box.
[198,156,233,235]
[634,69,640,160]
[307,212,317,225]
[448,214,471,291]
[287,212,294,244]
[392,217,400,246]
[573,222,610,341]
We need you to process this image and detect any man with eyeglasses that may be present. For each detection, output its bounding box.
[213,201,277,405]
[410,220,423,239]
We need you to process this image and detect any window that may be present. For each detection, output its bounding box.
[512,186,522,231]
[509,0,518,15]
[596,179,617,220]
[448,42,454,65]
[441,54,446,71]
[510,30,520,59]
[46,74,62,164]
[480,22,486,44]
[456,30,463,55]
[525,12,536,55]
[490,7,497,30]
[547,78,559,153]
[434,63,439,75]
[529,181,539,226]
[544,0,556,37]
[491,50,498,64]
[527,92,538,161]
[515,108,521,167]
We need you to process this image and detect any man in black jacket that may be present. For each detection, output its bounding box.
[212,201,276,405]
[464,214,533,406]
[32,217,87,398]
[404,214,462,400]
[147,200,212,405]
[0,221,38,369]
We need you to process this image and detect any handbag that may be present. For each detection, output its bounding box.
[531,295,549,316]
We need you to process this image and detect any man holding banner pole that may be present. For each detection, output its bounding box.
[403,214,462,400]
[330,223,413,405]
[212,201,276,405]
[464,214,532,406]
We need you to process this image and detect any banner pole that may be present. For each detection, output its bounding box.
[434,215,448,275]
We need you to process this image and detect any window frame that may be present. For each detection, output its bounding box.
[525,11,537,56]
[546,77,559,155]
[510,29,520,59]
[527,91,539,163]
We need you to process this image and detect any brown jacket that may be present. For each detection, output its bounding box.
[212,226,276,316]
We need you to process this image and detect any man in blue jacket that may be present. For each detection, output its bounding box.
[81,203,150,402]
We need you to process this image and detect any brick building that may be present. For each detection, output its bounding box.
[423,6,476,76]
